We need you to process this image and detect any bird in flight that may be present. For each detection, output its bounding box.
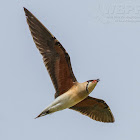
[24,8,114,123]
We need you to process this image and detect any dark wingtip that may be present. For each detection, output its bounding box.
[97,79,100,82]
[23,7,31,15]
[23,7,28,16]
[111,115,115,123]
[23,7,27,12]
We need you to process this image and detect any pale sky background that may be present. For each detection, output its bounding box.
[1,0,140,140]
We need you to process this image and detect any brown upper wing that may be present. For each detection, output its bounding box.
[24,8,77,97]
[70,96,115,123]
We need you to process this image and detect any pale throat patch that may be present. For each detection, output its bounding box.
[86,82,97,94]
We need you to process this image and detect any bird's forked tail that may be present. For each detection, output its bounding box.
[35,109,50,119]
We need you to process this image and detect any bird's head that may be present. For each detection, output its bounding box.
[86,79,100,94]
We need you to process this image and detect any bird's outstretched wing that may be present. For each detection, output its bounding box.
[24,8,77,97]
[70,96,115,123]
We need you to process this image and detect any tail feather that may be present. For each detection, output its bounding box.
[35,110,50,119]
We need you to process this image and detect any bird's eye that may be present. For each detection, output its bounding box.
[87,80,93,83]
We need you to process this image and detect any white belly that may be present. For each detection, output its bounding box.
[46,92,80,113]
[43,84,89,114]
